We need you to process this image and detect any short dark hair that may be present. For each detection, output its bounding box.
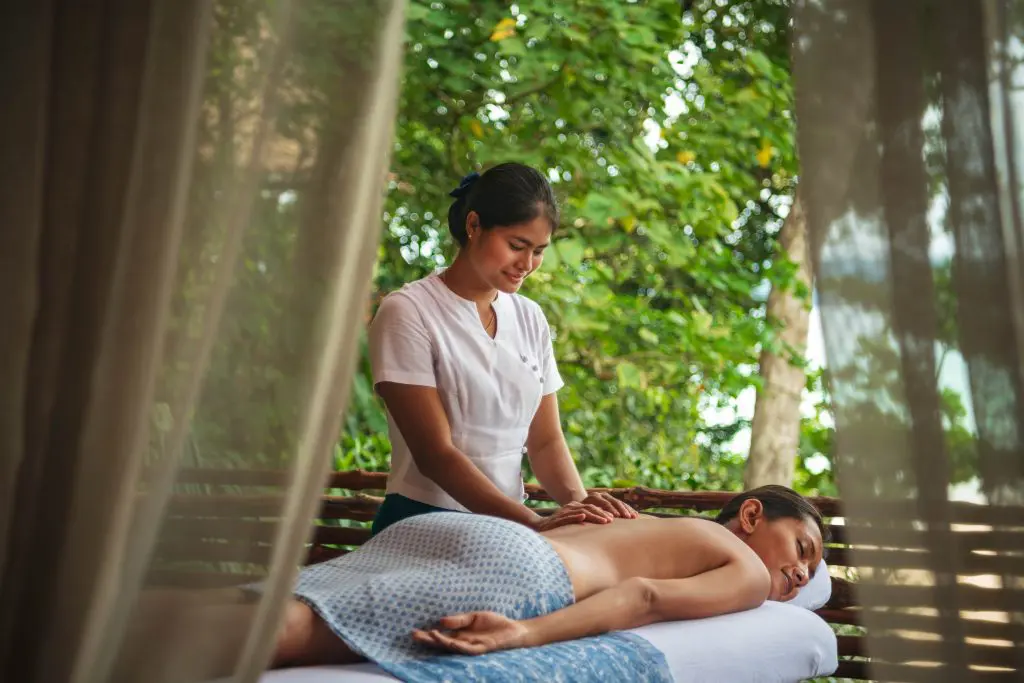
[716,485,830,544]
[446,162,559,247]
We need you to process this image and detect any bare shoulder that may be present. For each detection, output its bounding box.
[632,518,772,620]
[658,517,771,598]
[663,517,767,565]
[668,516,745,544]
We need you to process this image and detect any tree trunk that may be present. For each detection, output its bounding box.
[744,190,812,489]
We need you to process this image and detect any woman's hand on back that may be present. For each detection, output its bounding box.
[529,501,614,531]
[579,491,639,519]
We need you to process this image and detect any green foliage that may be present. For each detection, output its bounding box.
[176,0,848,494]
[794,369,838,497]
[349,0,810,492]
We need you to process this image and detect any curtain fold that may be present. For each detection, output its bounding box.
[0,1,406,682]
[794,0,1024,679]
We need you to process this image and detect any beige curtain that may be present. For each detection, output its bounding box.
[0,1,405,682]
[794,0,1024,680]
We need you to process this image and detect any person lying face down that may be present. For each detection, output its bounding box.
[270,484,827,669]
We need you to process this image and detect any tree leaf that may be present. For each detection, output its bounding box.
[616,362,644,390]
[490,17,517,42]
[638,328,659,345]
[405,2,431,21]
[553,238,585,268]
[497,37,527,56]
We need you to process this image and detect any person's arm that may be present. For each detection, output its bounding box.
[413,529,770,655]
[525,310,637,519]
[526,394,637,519]
[369,295,608,529]
[525,394,586,505]
[377,383,610,529]
[519,554,769,648]
[377,382,536,524]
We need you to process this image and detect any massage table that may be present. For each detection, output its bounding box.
[256,599,838,682]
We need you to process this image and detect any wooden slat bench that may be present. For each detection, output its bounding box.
[149,469,1021,681]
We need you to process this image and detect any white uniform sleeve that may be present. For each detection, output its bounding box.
[540,314,565,396]
[368,293,437,388]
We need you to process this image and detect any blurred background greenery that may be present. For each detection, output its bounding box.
[161,0,979,500]
[355,0,833,495]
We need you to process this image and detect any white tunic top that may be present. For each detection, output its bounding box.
[368,272,564,510]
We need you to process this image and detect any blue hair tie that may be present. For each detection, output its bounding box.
[449,171,480,199]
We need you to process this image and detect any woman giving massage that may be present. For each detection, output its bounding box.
[268,485,826,670]
[366,162,638,535]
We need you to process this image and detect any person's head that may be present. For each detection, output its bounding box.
[716,485,827,602]
[446,162,558,294]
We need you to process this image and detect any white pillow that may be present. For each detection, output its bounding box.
[785,558,831,610]
[631,601,838,682]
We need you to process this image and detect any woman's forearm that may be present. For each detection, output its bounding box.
[527,440,586,506]
[414,445,539,526]
[520,559,767,649]
[520,578,655,648]
[525,395,587,506]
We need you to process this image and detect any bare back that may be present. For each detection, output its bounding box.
[541,517,752,600]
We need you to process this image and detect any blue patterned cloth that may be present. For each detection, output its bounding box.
[385,631,673,682]
[292,512,673,682]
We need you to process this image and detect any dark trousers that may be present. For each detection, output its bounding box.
[370,493,457,536]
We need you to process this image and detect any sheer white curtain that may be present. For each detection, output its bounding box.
[794,0,1024,679]
[0,1,406,681]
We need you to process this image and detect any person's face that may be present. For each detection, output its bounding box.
[736,499,824,602]
[464,210,552,294]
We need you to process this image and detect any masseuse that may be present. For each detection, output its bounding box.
[368,162,637,535]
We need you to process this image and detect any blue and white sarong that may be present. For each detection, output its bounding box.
[293,512,673,682]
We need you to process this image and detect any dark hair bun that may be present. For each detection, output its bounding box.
[449,171,480,199]
[445,163,558,247]
[447,172,480,245]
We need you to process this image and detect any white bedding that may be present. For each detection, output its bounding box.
[256,601,838,683]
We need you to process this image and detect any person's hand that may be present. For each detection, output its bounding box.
[412,611,529,655]
[580,491,639,519]
[529,501,613,531]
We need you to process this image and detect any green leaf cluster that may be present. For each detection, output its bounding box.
[363,0,809,491]
[161,0,843,496]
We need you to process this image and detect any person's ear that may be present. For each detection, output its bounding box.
[738,499,764,534]
[465,211,479,242]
